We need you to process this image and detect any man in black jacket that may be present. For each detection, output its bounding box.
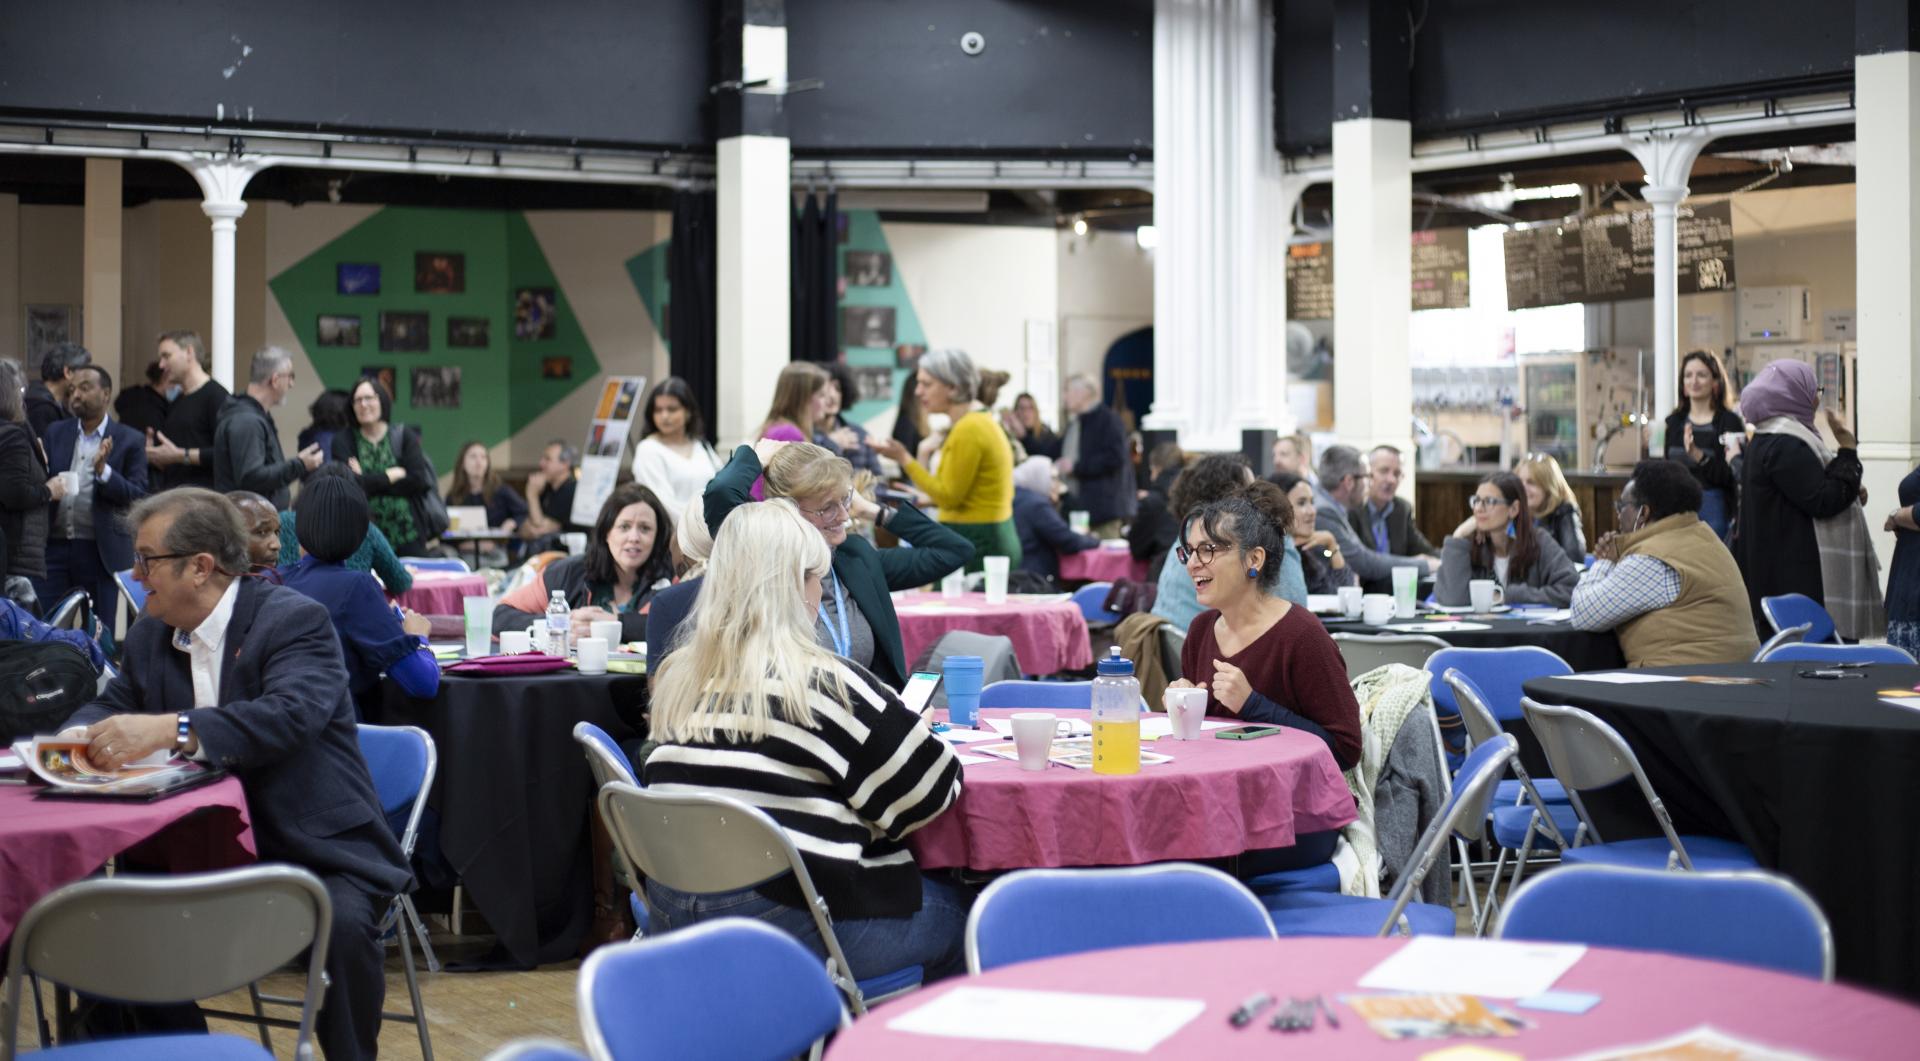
[1030,375,1133,537]
[64,489,410,1061]
[25,341,90,447]
[1346,444,1440,593]
[212,345,323,508]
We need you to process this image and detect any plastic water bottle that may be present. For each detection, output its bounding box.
[1091,646,1141,775]
[546,591,571,657]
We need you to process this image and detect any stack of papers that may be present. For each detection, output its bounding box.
[1358,937,1586,999]
[888,987,1204,1053]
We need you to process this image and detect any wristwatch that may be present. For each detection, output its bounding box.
[175,712,192,751]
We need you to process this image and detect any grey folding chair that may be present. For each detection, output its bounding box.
[1751,622,1811,662]
[2,866,331,1061]
[596,782,920,1015]
[1158,623,1186,682]
[573,720,647,938]
[1332,632,1451,680]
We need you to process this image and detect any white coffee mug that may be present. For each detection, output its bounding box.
[576,637,609,675]
[499,629,531,654]
[1163,687,1209,740]
[1469,579,1506,612]
[1009,712,1058,771]
[590,620,623,648]
[1337,585,1364,619]
[1361,593,1397,626]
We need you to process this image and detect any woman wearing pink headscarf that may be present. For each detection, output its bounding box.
[1734,359,1883,639]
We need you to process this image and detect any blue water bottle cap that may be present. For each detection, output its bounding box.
[1096,645,1134,676]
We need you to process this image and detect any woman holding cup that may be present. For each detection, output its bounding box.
[1435,472,1579,608]
[491,482,676,642]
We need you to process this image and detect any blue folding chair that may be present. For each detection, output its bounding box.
[1260,734,1518,939]
[1752,622,1811,661]
[484,1041,590,1061]
[404,556,472,574]
[1759,641,1916,664]
[579,919,848,1061]
[1521,697,1758,873]
[1426,646,1572,727]
[1070,581,1117,626]
[1496,865,1833,980]
[113,568,146,612]
[1760,593,1840,644]
[978,679,1093,710]
[965,863,1275,973]
[573,721,648,936]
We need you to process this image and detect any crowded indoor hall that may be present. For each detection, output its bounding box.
[1,2,1917,1058]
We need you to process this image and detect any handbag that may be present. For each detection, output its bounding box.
[392,422,451,540]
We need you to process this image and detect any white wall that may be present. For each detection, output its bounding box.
[1057,228,1154,427]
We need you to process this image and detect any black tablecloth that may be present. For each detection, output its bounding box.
[1324,615,1625,673]
[372,670,646,968]
[1525,662,1920,999]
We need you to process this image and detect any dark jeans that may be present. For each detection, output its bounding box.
[646,873,969,983]
[36,538,116,622]
[1211,828,1342,880]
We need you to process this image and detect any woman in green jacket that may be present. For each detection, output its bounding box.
[705,439,972,690]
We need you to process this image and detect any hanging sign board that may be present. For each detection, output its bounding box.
[572,375,648,527]
[1284,229,1473,320]
[1504,201,1736,310]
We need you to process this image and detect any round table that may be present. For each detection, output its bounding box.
[894,591,1093,676]
[827,937,1920,1059]
[395,570,489,616]
[370,668,646,968]
[909,709,1355,871]
[1324,613,1625,673]
[0,776,255,940]
[1524,662,1920,1001]
[1057,546,1148,585]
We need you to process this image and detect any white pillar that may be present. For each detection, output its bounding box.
[1625,129,1709,436]
[1856,50,1920,579]
[1331,117,1412,453]
[82,159,123,374]
[715,134,791,447]
[182,157,266,389]
[1147,0,1295,451]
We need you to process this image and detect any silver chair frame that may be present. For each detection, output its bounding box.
[2,865,331,1061]
[573,721,644,938]
[963,862,1275,974]
[44,589,89,632]
[1751,622,1810,662]
[1367,733,1517,938]
[1758,640,1917,664]
[1158,623,1186,682]
[1521,696,1700,870]
[596,782,915,1015]
[1332,632,1451,680]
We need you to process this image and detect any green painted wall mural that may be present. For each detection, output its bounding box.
[269,206,599,471]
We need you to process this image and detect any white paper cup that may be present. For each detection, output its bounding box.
[1163,687,1209,739]
[563,532,588,556]
[499,629,531,654]
[1469,579,1505,612]
[1362,593,1397,626]
[983,555,1010,605]
[1069,510,1091,534]
[1337,585,1364,619]
[941,569,966,599]
[1009,712,1058,771]
[58,470,80,496]
[463,596,492,658]
[576,637,608,675]
[590,620,623,647]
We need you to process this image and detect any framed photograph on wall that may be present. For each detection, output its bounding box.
[414,252,465,294]
[514,287,558,340]
[316,314,362,347]
[841,306,895,349]
[24,304,75,373]
[447,317,490,348]
[379,311,430,352]
[854,366,895,403]
[541,356,573,380]
[360,365,397,398]
[337,263,381,296]
[895,343,926,373]
[410,366,462,409]
[845,251,891,287]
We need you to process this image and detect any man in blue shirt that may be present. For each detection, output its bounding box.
[1346,444,1439,594]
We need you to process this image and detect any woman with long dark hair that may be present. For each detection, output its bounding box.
[1663,348,1745,540]
[1435,472,1578,606]
[446,441,528,532]
[491,482,676,643]
[631,376,723,517]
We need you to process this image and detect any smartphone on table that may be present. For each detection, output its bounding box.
[1216,725,1285,740]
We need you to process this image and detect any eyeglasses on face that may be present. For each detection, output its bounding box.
[132,551,194,575]
[1175,540,1233,567]
[1468,495,1510,510]
[799,493,854,522]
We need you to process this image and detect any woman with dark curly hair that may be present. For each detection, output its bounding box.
[1150,453,1306,629]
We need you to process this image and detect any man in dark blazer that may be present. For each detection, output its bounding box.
[1346,444,1440,594]
[1028,375,1134,537]
[64,488,410,1061]
[39,364,147,620]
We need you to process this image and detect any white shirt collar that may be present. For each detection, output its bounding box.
[77,415,110,441]
[174,578,242,652]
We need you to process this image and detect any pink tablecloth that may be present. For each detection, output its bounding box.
[829,937,1920,1059]
[1057,547,1149,585]
[909,709,1354,871]
[0,776,255,940]
[396,571,489,616]
[894,592,1093,676]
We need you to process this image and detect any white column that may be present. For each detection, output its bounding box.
[182,157,267,389]
[1148,0,1295,451]
[1856,50,1920,578]
[1624,129,1709,436]
[82,159,123,374]
[1331,117,1412,453]
[715,134,791,447]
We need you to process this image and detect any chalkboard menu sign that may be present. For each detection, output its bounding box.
[1285,229,1472,320]
[1503,201,1736,310]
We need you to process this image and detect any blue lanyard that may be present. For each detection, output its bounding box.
[818,572,851,657]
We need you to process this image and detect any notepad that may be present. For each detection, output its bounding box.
[1137,716,1234,740]
[887,986,1204,1053]
[1555,672,1685,685]
[1358,937,1585,999]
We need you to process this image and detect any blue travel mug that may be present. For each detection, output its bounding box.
[943,655,984,728]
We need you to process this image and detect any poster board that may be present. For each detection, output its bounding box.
[571,375,647,527]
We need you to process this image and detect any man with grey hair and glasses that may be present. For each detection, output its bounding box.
[1313,443,1441,588]
[212,345,323,508]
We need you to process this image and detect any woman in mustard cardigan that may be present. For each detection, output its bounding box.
[876,348,1019,573]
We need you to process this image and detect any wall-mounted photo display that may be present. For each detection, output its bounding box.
[895,343,927,372]
[854,365,895,403]
[845,250,891,287]
[447,317,490,348]
[379,311,430,352]
[541,356,573,381]
[316,314,362,347]
[360,365,397,398]
[337,263,381,296]
[410,366,462,409]
[514,287,558,340]
[414,252,466,294]
[25,304,75,373]
[842,306,895,348]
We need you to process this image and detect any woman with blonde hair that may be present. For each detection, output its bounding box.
[874,348,1020,572]
[705,438,972,689]
[1513,452,1587,565]
[644,499,967,981]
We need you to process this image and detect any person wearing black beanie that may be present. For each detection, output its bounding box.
[295,465,373,564]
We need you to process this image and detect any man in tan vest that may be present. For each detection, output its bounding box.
[1571,459,1759,667]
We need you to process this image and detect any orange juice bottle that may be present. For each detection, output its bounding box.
[1091,647,1141,775]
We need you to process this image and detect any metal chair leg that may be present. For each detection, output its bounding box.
[400,894,441,973]
[246,983,273,1051]
[1453,837,1483,935]
[396,915,434,1061]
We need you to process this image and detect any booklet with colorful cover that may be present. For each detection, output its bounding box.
[11,737,196,792]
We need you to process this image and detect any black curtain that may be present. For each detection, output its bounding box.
[667,189,719,443]
[790,189,839,363]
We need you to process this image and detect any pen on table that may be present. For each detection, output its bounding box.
[1316,994,1339,1028]
[1228,992,1274,1027]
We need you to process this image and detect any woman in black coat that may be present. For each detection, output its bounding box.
[0,359,51,602]
[332,376,436,555]
[1664,350,1745,541]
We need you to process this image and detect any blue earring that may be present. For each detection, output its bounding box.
[1247,567,1259,579]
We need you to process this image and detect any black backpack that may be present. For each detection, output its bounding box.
[0,640,100,744]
